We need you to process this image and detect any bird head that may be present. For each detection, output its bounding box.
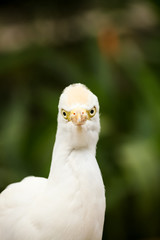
[57,83,100,150]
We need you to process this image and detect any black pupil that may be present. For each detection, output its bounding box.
[63,111,66,116]
[90,109,94,114]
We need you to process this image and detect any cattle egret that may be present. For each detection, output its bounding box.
[0,83,106,240]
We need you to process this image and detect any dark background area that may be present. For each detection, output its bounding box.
[0,0,160,239]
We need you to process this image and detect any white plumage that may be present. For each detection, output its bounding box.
[0,83,106,240]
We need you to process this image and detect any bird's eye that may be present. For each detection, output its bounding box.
[61,109,68,119]
[89,106,96,117]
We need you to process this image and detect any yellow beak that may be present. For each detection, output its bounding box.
[70,108,88,126]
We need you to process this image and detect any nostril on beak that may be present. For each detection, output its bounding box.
[71,108,88,126]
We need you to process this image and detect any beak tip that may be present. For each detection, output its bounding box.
[70,108,88,126]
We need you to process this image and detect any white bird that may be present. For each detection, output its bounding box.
[0,83,106,240]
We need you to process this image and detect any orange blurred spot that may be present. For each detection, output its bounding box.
[98,27,119,57]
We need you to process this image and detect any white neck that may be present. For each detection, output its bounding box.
[48,125,98,181]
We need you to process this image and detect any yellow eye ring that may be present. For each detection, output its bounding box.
[89,106,96,118]
[61,109,68,119]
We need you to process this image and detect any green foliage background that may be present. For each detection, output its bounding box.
[0,1,160,239]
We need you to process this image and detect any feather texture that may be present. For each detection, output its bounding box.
[0,83,105,240]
